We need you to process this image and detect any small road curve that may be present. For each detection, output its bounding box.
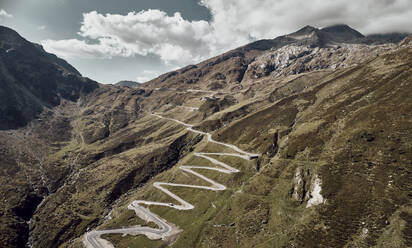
[83,113,259,248]
[153,87,230,95]
[180,106,199,112]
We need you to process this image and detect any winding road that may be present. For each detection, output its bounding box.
[83,113,259,248]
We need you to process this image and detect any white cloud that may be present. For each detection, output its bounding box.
[43,10,212,64]
[0,9,13,20]
[41,39,114,59]
[42,0,412,65]
[200,0,412,41]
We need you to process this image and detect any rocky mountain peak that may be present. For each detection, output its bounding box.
[318,24,365,44]
[293,25,319,35]
[321,24,364,37]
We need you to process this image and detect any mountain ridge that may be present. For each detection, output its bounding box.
[144,24,409,91]
[0,25,98,130]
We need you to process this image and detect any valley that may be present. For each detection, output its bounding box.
[0,24,411,248]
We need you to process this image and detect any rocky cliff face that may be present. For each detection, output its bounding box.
[0,25,411,248]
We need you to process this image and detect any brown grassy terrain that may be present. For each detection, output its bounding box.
[0,25,411,248]
[68,39,411,248]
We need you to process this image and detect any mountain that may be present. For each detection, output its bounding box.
[115,80,140,87]
[0,25,411,248]
[144,24,408,93]
[364,32,411,44]
[320,24,364,41]
[0,26,98,130]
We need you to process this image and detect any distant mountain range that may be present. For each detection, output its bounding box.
[115,80,140,87]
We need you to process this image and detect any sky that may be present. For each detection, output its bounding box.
[1,0,412,84]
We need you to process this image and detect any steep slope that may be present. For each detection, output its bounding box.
[0,27,209,248]
[0,26,100,247]
[72,33,411,247]
[0,26,98,130]
[0,25,410,248]
[203,45,412,247]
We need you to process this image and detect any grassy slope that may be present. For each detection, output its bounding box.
[206,46,412,247]
[2,38,411,248]
[87,46,412,248]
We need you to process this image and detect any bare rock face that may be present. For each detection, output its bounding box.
[245,45,316,79]
[244,42,397,80]
[291,167,325,207]
[306,174,325,208]
[292,167,310,203]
